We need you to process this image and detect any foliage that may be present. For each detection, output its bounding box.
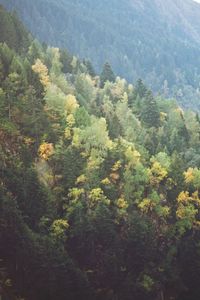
[1,5,200,300]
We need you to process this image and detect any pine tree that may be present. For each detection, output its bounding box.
[83,59,96,77]
[100,62,115,88]
[141,91,160,128]
[134,78,147,99]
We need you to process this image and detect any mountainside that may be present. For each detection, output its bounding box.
[2,0,200,108]
[3,4,200,300]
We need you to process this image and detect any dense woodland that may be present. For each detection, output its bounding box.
[2,4,200,300]
[2,0,200,109]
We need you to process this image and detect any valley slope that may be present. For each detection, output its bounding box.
[2,0,200,109]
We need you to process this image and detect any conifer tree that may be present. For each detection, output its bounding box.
[141,91,160,128]
[100,62,115,88]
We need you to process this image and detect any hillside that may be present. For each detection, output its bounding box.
[2,0,200,108]
[2,4,200,300]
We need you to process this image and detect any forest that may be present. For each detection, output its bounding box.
[1,4,200,300]
[2,0,200,110]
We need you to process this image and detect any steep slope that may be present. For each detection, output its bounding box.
[3,4,200,300]
[2,0,200,108]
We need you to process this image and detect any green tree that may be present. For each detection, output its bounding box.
[83,59,96,77]
[141,91,160,128]
[100,62,115,88]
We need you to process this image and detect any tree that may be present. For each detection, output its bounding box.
[141,91,160,128]
[134,78,148,99]
[83,59,96,77]
[100,62,115,88]
[32,59,50,89]
[60,48,73,74]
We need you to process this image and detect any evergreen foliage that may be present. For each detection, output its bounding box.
[100,62,115,88]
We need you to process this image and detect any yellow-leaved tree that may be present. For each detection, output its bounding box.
[38,142,54,160]
[176,167,200,234]
[65,94,79,115]
[32,59,50,89]
[148,161,168,186]
[176,191,200,234]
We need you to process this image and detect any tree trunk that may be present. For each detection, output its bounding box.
[157,290,164,300]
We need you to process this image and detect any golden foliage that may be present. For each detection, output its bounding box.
[116,198,128,209]
[125,146,141,167]
[158,206,170,218]
[184,168,194,184]
[32,59,50,89]
[89,188,110,207]
[69,188,85,201]
[65,94,79,114]
[72,128,81,148]
[101,177,111,185]
[38,142,54,160]
[149,161,167,185]
[51,219,69,238]
[177,190,200,205]
[89,188,103,201]
[66,114,75,127]
[64,128,72,140]
[111,160,122,172]
[176,190,200,232]
[76,174,87,184]
[177,191,190,203]
[138,198,155,213]
[176,203,198,221]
